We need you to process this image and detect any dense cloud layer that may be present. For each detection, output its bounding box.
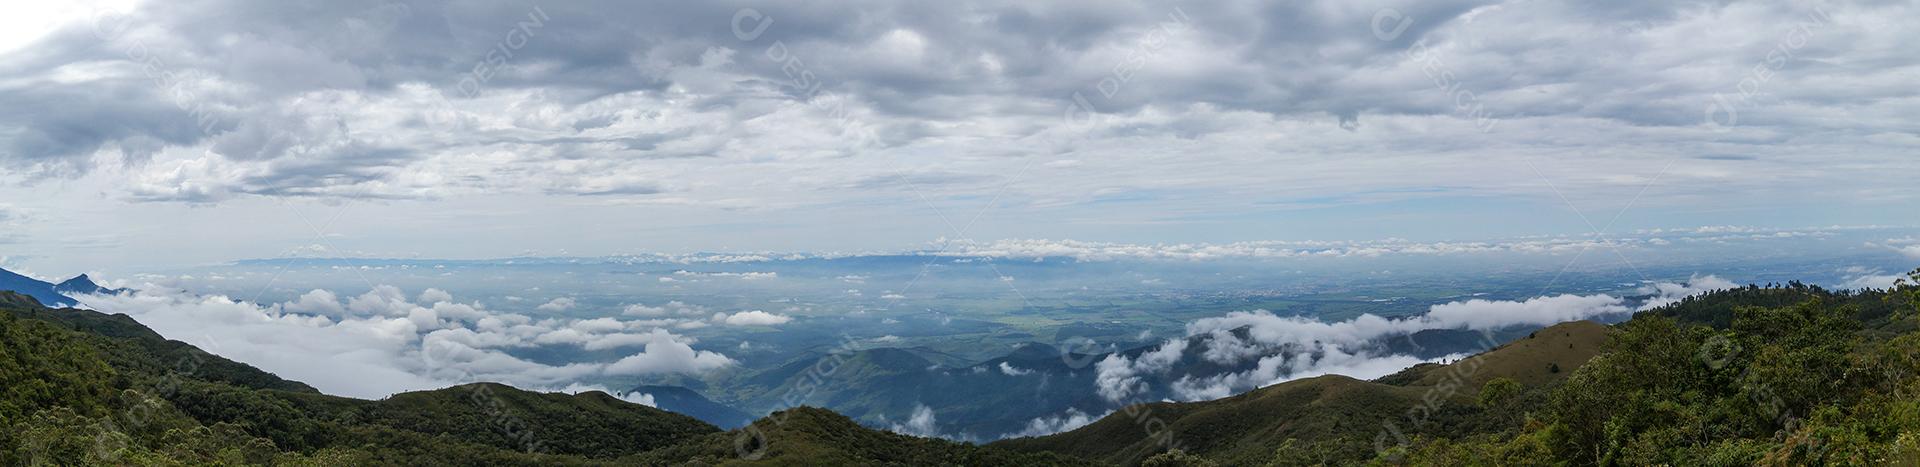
[1095,275,1738,402]
[921,226,1879,261]
[1,1,1914,257]
[75,284,753,398]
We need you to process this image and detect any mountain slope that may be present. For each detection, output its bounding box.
[344,382,715,457]
[0,267,74,308]
[1001,279,1920,466]
[1394,320,1611,389]
[53,274,123,296]
[0,290,1089,465]
[626,406,1095,466]
[1648,281,1912,330]
[995,320,1612,465]
[5,295,320,393]
[0,291,718,463]
[630,384,757,429]
[721,323,1532,440]
[729,344,1113,438]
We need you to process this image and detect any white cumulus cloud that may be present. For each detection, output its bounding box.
[720,310,793,326]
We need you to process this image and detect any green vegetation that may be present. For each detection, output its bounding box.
[0,291,715,465]
[0,291,1086,465]
[627,406,1093,466]
[1476,378,1519,409]
[1511,293,1915,465]
[7,266,1918,466]
[995,320,1613,466]
[1001,269,1920,466]
[1140,449,1216,467]
[1390,272,1920,466]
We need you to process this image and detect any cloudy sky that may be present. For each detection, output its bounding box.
[0,0,1914,274]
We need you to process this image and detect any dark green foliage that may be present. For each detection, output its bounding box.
[1477,378,1520,409]
[1,294,661,465]
[352,383,716,457]
[0,291,47,310]
[1263,438,1359,467]
[1420,280,1920,466]
[1004,279,1920,466]
[0,309,121,464]
[997,321,1614,466]
[627,406,1097,466]
[1648,281,1908,330]
[4,294,316,393]
[0,292,1095,466]
[997,375,1438,466]
[0,309,119,422]
[1140,449,1216,467]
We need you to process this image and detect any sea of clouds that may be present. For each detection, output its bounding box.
[77,284,792,399]
[1091,275,1737,403]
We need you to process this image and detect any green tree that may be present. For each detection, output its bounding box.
[1143,449,1218,467]
[1543,315,1711,464]
[1478,378,1521,409]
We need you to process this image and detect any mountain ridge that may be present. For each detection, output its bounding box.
[0,267,77,308]
[53,274,124,296]
[993,320,1613,465]
[627,384,757,429]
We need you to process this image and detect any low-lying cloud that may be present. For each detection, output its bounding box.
[1009,408,1106,438]
[1096,275,1737,403]
[719,310,793,326]
[998,362,1033,376]
[928,229,1866,262]
[77,285,740,399]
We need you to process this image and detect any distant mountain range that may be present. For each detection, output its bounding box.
[53,274,124,296]
[0,267,112,307]
[626,385,756,429]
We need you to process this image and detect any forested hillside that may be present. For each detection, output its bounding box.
[995,320,1614,465]
[0,292,1078,465]
[1000,271,1920,466]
